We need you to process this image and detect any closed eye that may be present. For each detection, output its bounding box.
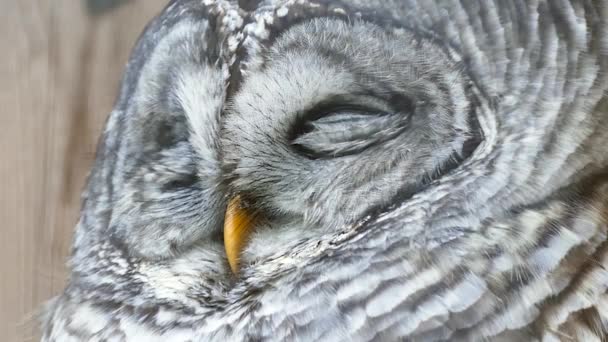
[290,100,412,159]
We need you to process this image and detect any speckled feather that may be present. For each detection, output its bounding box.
[42,0,608,341]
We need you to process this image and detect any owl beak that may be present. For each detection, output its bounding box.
[224,196,256,274]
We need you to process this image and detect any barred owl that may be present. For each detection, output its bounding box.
[42,0,608,341]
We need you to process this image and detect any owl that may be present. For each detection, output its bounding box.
[42,0,608,341]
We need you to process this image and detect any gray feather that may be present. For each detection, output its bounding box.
[42,0,608,341]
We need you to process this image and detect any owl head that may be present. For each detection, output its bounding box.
[99,13,482,277]
[45,1,608,340]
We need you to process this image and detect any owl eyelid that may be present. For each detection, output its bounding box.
[291,106,410,159]
[162,173,200,191]
[306,111,399,137]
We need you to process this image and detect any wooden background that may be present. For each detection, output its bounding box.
[0,1,167,340]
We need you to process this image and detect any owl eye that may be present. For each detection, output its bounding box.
[291,102,411,159]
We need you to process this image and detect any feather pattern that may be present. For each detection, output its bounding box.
[42,0,608,341]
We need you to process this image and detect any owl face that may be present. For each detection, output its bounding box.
[98,14,481,274]
[221,18,480,265]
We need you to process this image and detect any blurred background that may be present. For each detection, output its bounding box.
[0,1,167,340]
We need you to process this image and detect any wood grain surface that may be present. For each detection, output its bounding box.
[0,1,167,340]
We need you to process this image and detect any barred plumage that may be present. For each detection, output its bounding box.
[43,0,608,341]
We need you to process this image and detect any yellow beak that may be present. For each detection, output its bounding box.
[224,196,256,274]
